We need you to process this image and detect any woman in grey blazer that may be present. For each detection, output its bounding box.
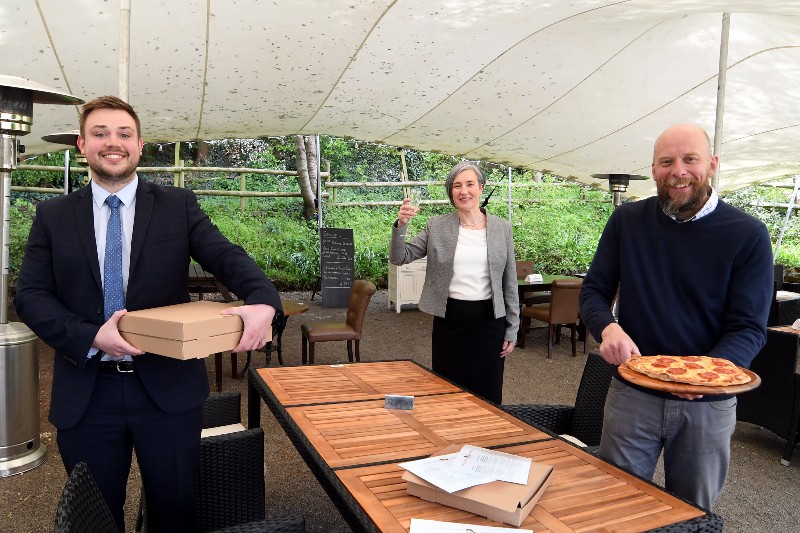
[390,162,519,403]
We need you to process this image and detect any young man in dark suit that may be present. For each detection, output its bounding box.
[14,95,281,532]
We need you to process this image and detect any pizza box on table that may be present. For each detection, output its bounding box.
[402,444,553,527]
[117,300,254,360]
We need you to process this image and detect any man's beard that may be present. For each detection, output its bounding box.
[657,179,711,220]
[88,154,139,186]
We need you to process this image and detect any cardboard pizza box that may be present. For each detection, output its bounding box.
[118,300,257,360]
[402,444,553,527]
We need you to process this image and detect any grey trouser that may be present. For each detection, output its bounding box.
[599,377,737,510]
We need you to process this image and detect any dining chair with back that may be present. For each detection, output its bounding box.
[515,260,550,306]
[55,462,119,533]
[136,392,305,532]
[504,352,616,450]
[519,278,585,356]
[301,279,377,365]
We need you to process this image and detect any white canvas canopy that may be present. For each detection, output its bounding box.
[3,0,800,198]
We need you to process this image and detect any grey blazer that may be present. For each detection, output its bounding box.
[390,211,519,342]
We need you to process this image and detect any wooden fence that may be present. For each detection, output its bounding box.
[16,161,800,213]
[13,161,610,211]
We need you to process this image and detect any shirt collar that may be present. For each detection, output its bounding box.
[91,176,138,209]
[663,186,718,223]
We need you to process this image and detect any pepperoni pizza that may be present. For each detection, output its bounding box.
[625,355,751,387]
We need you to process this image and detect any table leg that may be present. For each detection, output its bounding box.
[247,371,261,429]
[214,352,223,392]
[240,314,289,374]
[275,315,290,365]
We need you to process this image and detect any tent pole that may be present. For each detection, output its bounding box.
[119,0,131,101]
[712,12,730,190]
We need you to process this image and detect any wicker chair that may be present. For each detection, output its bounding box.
[504,352,616,449]
[55,462,119,533]
[137,393,305,533]
[202,390,243,429]
[195,428,304,532]
[737,328,800,465]
[301,279,377,364]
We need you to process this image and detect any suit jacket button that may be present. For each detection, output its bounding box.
[97,307,102,314]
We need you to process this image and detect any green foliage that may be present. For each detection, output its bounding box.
[11,138,800,288]
[8,199,35,279]
[724,181,800,274]
[201,198,319,290]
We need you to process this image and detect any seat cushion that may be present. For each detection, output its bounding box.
[522,305,550,322]
[200,423,246,438]
[302,321,359,342]
[777,290,800,301]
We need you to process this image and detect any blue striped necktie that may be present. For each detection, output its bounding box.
[104,195,125,321]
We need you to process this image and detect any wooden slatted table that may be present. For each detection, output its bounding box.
[284,392,550,468]
[257,360,461,407]
[336,440,709,533]
[247,361,722,533]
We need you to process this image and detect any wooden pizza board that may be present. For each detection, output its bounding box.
[618,364,761,395]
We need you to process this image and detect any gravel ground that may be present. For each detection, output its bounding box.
[1,290,798,532]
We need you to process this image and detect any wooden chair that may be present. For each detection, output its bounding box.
[504,352,616,449]
[55,462,119,533]
[516,260,550,306]
[301,280,377,365]
[520,278,585,357]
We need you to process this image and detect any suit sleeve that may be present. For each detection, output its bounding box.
[502,222,519,342]
[389,220,430,265]
[579,211,621,343]
[14,205,100,367]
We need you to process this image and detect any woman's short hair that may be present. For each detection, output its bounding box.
[444,162,485,205]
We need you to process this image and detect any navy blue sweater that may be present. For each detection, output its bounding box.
[580,196,773,370]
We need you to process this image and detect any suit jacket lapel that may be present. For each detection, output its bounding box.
[75,186,103,290]
[129,180,154,281]
[485,214,500,269]
[442,211,460,266]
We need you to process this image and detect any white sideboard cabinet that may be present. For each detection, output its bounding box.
[388,257,427,313]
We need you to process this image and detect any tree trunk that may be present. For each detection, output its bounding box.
[193,140,210,165]
[304,136,318,195]
[295,135,316,220]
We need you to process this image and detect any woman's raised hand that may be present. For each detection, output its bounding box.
[397,197,419,227]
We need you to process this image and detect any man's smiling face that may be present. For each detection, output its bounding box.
[78,108,143,190]
[652,124,718,220]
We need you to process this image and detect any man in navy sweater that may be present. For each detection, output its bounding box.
[580,123,773,510]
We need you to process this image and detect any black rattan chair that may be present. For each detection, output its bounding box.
[195,428,303,532]
[504,352,616,448]
[55,462,119,533]
[202,390,243,428]
[137,393,305,533]
[737,328,800,465]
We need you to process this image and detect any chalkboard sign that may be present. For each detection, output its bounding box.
[320,228,355,308]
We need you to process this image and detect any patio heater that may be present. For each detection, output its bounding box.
[42,130,84,193]
[0,75,83,477]
[592,173,648,208]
